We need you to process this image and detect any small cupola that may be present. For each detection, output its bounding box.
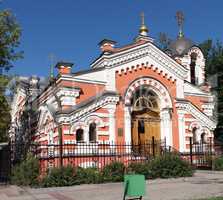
[135,12,153,43]
[139,12,149,37]
[98,39,117,53]
[55,61,73,75]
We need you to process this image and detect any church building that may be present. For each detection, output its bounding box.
[9,12,216,158]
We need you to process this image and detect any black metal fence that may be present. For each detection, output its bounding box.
[6,137,223,179]
[30,139,167,174]
[181,138,213,169]
[26,138,221,173]
[0,142,11,183]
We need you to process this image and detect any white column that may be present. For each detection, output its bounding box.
[124,106,131,144]
[108,104,116,143]
[160,108,173,147]
[84,126,89,143]
[176,79,184,99]
[178,110,186,152]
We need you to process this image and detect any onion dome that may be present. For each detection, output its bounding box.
[166,11,194,56]
[167,36,194,56]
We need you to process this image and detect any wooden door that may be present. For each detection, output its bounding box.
[131,109,160,145]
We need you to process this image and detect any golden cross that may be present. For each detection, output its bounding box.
[175,11,184,37]
[176,11,184,27]
[140,12,145,25]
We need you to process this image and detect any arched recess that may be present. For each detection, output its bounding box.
[124,77,173,146]
[38,105,55,139]
[85,115,104,142]
[70,115,104,143]
[189,122,202,143]
[188,46,205,85]
[70,122,86,142]
[200,127,211,143]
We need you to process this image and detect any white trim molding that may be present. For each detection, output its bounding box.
[175,101,216,130]
[91,42,188,81]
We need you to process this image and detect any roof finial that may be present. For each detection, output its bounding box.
[48,53,55,79]
[175,11,184,38]
[139,12,148,36]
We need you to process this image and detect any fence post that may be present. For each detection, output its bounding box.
[59,125,63,168]
[152,136,155,157]
[189,137,193,165]
[210,137,213,169]
[164,137,167,154]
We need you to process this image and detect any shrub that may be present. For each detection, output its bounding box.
[126,162,151,179]
[148,153,194,178]
[213,156,223,170]
[41,166,103,187]
[41,165,78,187]
[102,161,125,182]
[76,167,103,184]
[11,153,39,186]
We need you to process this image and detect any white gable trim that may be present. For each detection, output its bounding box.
[57,95,119,123]
[91,42,188,81]
[37,105,55,131]
[184,82,213,97]
[176,101,216,130]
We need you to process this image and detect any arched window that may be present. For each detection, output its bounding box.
[190,52,197,85]
[132,87,159,112]
[201,132,206,144]
[89,122,97,142]
[192,127,198,144]
[76,129,84,142]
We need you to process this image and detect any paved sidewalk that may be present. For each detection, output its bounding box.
[1,171,223,200]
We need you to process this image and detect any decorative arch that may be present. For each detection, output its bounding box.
[189,122,202,131]
[188,46,204,60]
[70,122,86,134]
[37,105,55,132]
[125,77,173,109]
[200,127,212,143]
[85,115,104,127]
[200,127,211,137]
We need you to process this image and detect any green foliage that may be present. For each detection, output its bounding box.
[41,165,78,187]
[199,40,223,140]
[11,155,194,187]
[126,162,151,179]
[213,156,223,171]
[76,167,103,184]
[148,153,194,179]
[0,10,23,71]
[0,75,11,142]
[126,154,193,179]
[11,153,39,186]
[101,161,125,182]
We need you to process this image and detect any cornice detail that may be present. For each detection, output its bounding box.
[91,43,188,81]
[175,101,216,130]
[57,95,119,123]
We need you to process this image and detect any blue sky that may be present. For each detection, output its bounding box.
[2,0,223,77]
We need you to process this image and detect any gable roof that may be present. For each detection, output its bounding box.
[90,40,188,81]
[56,91,119,123]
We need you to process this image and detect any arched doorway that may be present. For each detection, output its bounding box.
[131,86,160,145]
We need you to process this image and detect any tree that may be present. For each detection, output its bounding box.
[199,40,223,142]
[0,75,11,142]
[0,10,22,72]
[0,9,22,142]
[157,32,172,50]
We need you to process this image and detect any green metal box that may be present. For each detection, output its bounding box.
[124,174,145,197]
